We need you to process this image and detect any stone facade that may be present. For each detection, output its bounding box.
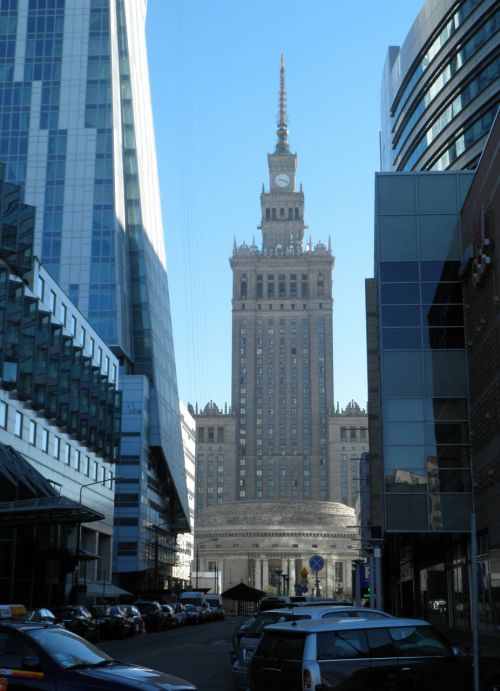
[195,500,358,598]
[194,402,237,516]
[328,401,369,507]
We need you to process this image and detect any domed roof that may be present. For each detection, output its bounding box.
[196,500,356,530]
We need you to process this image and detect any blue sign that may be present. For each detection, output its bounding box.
[309,554,325,572]
[301,585,309,593]
[294,583,303,595]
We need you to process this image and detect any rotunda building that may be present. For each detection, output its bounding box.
[194,500,359,598]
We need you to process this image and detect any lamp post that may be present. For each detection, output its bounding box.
[73,476,122,602]
[195,538,218,590]
[351,558,364,606]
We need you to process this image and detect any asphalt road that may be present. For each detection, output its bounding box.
[97,615,249,690]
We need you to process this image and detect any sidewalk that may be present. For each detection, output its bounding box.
[438,626,500,658]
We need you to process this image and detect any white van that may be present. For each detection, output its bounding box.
[178,591,209,620]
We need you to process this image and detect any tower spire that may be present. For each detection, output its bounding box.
[275,54,290,153]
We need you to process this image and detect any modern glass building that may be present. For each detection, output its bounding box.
[366,170,477,624]
[0,163,122,605]
[0,0,189,592]
[380,0,499,172]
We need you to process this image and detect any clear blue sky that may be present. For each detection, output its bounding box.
[145,0,424,412]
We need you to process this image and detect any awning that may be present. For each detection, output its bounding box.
[68,548,101,562]
[0,496,105,527]
[0,443,105,527]
[83,582,132,598]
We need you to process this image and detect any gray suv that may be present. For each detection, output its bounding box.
[232,605,391,690]
[249,617,500,691]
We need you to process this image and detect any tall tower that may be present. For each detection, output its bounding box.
[0,1,189,590]
[230,57,335,502]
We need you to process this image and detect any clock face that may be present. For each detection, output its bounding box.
[275,173,290,188]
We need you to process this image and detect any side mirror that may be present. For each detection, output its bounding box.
[22,655,43,671]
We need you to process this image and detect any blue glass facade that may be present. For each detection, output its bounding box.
[375,171,474,532]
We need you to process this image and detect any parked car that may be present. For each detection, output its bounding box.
[90,604,134,639]
[198,602,212,623]
[51,604,100,642]
[249,617,500,691]
[233,604,391,691]
[172,603,188,627]
[25,607,57,624]
[160,604,176,629]
[205,595,225,620]
[0,617,197,689]
[120,604,144,634]
[134,601,165,633]
[184,604,200,625]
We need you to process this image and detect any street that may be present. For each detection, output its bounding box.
[98,616,248,690]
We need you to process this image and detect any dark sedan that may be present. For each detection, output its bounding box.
[119,604,144,634]
[0,619,197,689]
[51,605,100,642]
[90,605,134,639]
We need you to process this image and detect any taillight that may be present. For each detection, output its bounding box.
[303,668,312,689]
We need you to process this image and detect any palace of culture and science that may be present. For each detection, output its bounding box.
[193,60,368,597]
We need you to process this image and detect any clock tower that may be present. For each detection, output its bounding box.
[228,56,334,506]
[260,56,305,253]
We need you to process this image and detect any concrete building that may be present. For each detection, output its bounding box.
[193,59,359,596]
[229,58,334,503]
[0,0,190,594]
[381,0,499,172]
[194,501,358,598]
[0,167,121,605]
[328,401,369,507]
[194,402,237,517]
[174,402,196,588]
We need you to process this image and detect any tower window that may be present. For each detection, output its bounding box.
[256,274,263,298]
[271,208,277,219]
[240,274,247,298]
[317,272,324,296]
[302,274,308,297]
[290,274,297,298]
[279,274,286,298]
[280,208,285,217]
[266,208,270,220]
[288,208,293,218]
[295,208,299,219]
[267,274,275,298]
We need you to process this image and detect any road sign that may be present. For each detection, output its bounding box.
[309,554,325,572]
[301,585,308,593]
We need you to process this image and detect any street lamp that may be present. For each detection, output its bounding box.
[195,538,218,590]
[73,476,122,602]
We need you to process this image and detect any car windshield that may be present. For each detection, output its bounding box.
[27,627,113,669]
[185,605,196,612]
[53,608,78,618]
[90,606,108,616]
[246,611,309,635]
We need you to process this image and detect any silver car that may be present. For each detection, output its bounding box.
[232,604,392,691]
